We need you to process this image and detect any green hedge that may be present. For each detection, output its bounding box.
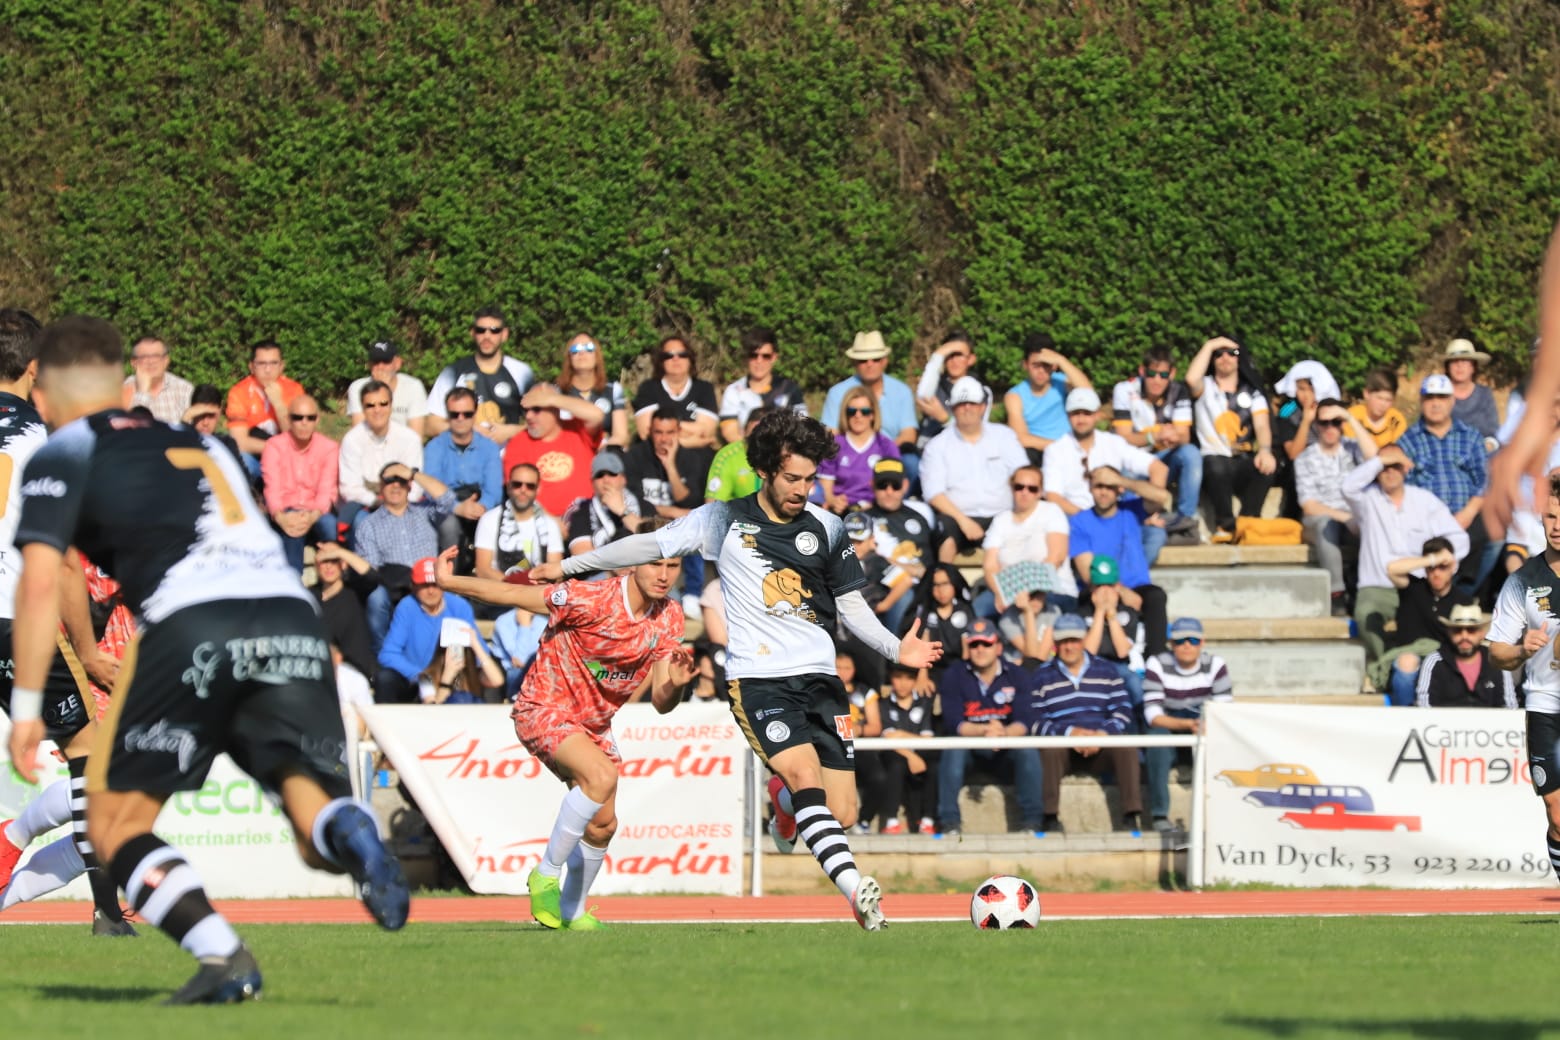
[1,0,1557,405]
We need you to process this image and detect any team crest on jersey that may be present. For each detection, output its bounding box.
[550,587,569,606]
[1536,764,1548,788]
[494,382,514,399]
[905,518,922,534]
[761,567,817,622]
[765,720,791,743]
[794,531,819,556]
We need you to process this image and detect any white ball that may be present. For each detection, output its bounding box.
[970,874,1041,929]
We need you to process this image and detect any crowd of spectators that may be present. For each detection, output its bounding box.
[129,314,1534,834]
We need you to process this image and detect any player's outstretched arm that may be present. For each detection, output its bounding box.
[9,542,66,783]
[837,590,944,667]
[434,547,552,613]
[551,530,679,580]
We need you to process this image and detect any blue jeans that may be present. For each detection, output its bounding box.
[276,511,338,574]
[367,586,394,654]
[937,746,1045,831]
[1140,522,1167,567]
[1157,442,1203,522]
[1387,661,1419,707]
[1145,709,1198,819]
[682,554,705,600]
[1114,661,1145,713]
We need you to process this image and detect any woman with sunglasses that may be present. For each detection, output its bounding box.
[555,332,628,449]
[718,328,807,444]
[631,336,719,448]
[1185,335,1276,543]
[818,387,901,513]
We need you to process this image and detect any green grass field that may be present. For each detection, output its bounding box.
[7,917,1559,1038]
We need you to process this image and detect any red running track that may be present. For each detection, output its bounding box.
[6,888,1560,926]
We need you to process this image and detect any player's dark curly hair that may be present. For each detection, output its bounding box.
[0,309,42,383]
[747,409,838,476]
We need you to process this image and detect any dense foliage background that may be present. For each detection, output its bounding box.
[2,0,1557,402]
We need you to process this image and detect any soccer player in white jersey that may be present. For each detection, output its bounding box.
[8,316,407,1004]
[1489,472,1560,881]
[533,410,942,929]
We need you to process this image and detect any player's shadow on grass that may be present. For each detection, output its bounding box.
[1229,1016,1560,1039]
[38,984,165,1003]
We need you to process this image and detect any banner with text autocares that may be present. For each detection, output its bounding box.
[359,702,747,895]
[0,717,354,899]
[1203,702,1550,888]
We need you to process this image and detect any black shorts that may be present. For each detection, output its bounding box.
[1528,711,1560,797]
[0,621,93,744]
[729,673,855,771]
[88,597,351,800]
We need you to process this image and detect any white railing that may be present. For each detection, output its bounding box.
[747,733,1204,895]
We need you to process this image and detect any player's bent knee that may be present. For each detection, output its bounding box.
[586,815,618,845]
[576,765,619,803]
[828,794,860,829]
[1395,653,1420,674]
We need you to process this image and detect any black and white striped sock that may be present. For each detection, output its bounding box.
[1548,832,1560,884]
[791,788,862,900]
[65,757,123,920]
[110,833,240,960]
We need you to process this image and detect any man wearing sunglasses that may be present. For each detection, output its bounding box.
[424,385,504,569]
[426,307,536,443]
[718,327,806,444]
[1295,397,1378,617]
[1417,597,1514,708]
[259,393,339,573]
[1143,617,1233,832]
[354,462,457,648]
[474,462,564,583]
[338,379,424,530]
[863,457,938,633]
[1111,346,1201,540]
[347,340,428,438]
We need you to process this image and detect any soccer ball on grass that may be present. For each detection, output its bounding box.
[969,874,1041,929]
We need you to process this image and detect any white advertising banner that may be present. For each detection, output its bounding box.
[360,702,747,895]
[0,718,354,899]
[1203,702,1550,888]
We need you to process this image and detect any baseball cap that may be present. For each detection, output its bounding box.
[873,457,906,478]
[843,512,873,541]
[1089,554,1119,587]
[1065,387,1102,413]
[591,451,625,477]
[948,376,986,406]
[966,618,1000,645]
[1052,613,1089,641]
[1169,617,1204,641]
[411,557,438,586]
[1420,373,1454,397]
[367,340,399,363]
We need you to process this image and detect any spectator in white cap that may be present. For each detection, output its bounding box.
[1397,372,1493,593]
[920,374,1029,561]
[562,450,643,558]
[1442,337,1501,441]
[1143,617,1233,831]
[1184,335,1276,543]
[1043,386,1172,563]
[820,330,920,481]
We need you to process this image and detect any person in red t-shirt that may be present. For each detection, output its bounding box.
[501,394,596,517]
[433,544,695,931]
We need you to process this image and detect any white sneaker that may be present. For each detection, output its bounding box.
[851,875,887,931]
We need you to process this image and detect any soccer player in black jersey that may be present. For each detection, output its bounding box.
[534,410,941,929]
[7,316,408,1005]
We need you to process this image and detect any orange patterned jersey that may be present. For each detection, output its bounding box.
[514,575,684,735]
[80,552,135,717]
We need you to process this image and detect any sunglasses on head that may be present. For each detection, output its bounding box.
[289,413,318,422]
[472,324,503,335]
[508,479,538,490]
[1172,637,1202,646]
[446,409,475,419]
[846,406,874,417]
[569,341,597,354]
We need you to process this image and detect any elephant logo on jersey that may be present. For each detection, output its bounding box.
[761,568,816,621]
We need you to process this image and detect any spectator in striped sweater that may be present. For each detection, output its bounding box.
[1025,613,1142,833]
[1142,617,1233,833]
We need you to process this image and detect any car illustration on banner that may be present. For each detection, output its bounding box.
[1216,762,1322,789]
[1278,803,1422,832]
[1244,783,1374,813]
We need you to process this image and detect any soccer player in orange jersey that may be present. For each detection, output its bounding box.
[434,545,696,929]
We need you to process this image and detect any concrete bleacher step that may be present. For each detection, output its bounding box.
[1214,640,1365,697]
[1152,565,1330,620]
[1154,544,1312,567]
[1200,617,1350,641]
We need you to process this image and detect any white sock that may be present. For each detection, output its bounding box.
[561,842,608,921]
[2,835,84,910]
[539,788,603,878]
[182,915,242,960]
[8,780,72,848]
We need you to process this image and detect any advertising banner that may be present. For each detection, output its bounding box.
[1203,702,1550,888]
[0,718,354,899]
[360,702,747,895]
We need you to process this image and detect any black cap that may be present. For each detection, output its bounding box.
[368,340,399,363]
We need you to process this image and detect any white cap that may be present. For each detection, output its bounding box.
[1420,373,1454,397]
[948,376,986,406]
[1065,387,1102,413]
